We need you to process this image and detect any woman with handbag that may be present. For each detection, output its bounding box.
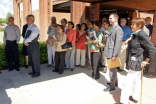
[53,25,67,74]
[87,21,103,80]
[76,23,88,68]
[65,21,76,71]
[119,18,156,104]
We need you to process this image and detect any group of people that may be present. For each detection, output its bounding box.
[1,13,156,104]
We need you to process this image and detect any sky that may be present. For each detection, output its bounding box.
[0,0,39,19]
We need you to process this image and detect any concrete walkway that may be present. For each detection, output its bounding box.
[0,64,156,104]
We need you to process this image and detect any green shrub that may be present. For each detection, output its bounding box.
[0,41,48,70]
[0,27,5,31]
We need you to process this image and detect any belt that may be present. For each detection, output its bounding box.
[28,41,38,44]
[6,40,16,42]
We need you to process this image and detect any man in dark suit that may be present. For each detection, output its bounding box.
[104,13,123,92]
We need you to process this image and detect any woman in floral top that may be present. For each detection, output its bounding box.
[87,21,103,80]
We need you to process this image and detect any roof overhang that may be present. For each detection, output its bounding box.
[53,1,70,13]
[71,0,156,11]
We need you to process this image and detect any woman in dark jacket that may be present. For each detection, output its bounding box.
[120,18,156,104]
[22,18,29,68]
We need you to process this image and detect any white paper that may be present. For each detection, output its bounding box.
[86,36,90,40]
[90,31,97,40]
[52,35,56,40]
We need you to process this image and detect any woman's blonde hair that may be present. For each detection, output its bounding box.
[132,18,145,29]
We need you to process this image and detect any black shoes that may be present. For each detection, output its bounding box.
[46,65,51,68]
[28,72,33,75]
[52,70,58,72]
[76,65,80,67]
[0,71,1,74]
[25,65,29,68]
[64,68,69,70]
[59,72,63,74]
[8,69,14,71]
[31,74,40,78]
[15,69,20,71]
[103,87,115,92]
[70,68,74,71]
[8,68,20,71]
[129,96,138,103]
[107,82,118,87]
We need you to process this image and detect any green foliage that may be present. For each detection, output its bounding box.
[0,18,5,24]
[5,12,13,24]
[0,27,5,31]
[0,42,48,70]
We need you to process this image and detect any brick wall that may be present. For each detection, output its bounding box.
[13,0,20,28]
[53,12,71,24]
[89,3,100,21]
[23,0,32,25]
[39,0,52,41]
[71,1,86,27]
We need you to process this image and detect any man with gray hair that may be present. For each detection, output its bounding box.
[46,16,58,68]
[118,18,132,71]
[24,14,40,78]
[2,17,20,71]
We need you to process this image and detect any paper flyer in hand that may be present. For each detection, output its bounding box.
[52,35,56,40]
[90,31,97,40]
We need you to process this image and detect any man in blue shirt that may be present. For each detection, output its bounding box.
[119,18,132,71]
[145,17,153,38]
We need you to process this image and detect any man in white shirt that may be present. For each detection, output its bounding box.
[24,14,40,78]
[2,17,20,71]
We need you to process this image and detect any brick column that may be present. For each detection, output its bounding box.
[13,0,20,28]
[89,3,100,21]
[129,12,140,19]
[39,0,52,41]
[128,12,140,26]
[23,0,32,25]
[71,1,85,26]
[151,11,156,46]
[85,3,90,20]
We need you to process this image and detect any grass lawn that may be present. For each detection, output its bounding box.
[0,31,23,43]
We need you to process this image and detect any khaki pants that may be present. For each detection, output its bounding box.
[119,42,128,69]
[47,44,55,65]
[76,49,86,66]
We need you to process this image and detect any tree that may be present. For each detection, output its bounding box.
[0,18,5,26]
[0,18,5,23]
[5,12,13,24]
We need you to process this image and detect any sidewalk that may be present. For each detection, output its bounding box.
[0,64,156,104]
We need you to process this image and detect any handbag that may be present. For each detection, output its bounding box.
[61,42,72,49]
